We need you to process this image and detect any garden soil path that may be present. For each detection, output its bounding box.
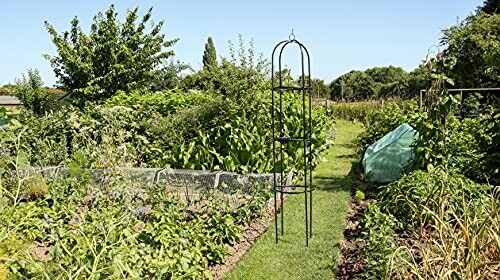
[223,120,363,280]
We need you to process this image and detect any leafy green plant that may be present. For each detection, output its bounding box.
[354,188,365,202]
[358,203,402,279]
[0,169,271,278]
[105,89,214,117]
[378,168,490,231]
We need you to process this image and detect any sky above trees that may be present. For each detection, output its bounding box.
[0,0,482,86]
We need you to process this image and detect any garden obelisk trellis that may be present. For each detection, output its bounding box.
[272,32,315,246]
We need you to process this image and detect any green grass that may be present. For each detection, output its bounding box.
[225,120,364,280]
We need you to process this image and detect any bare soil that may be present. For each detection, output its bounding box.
[335,163,369,280]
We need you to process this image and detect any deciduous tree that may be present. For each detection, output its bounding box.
[442,13,500,87]
[14,68,57,115]
[44,5,178,106]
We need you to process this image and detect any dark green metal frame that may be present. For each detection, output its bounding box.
[271,33,315,246]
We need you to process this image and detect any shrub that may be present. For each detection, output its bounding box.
[3,88,332,175]
[328,101,383,122]
[105,89,214,117]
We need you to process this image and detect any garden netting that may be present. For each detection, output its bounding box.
[13,167,288,194]
[362,123,419,183]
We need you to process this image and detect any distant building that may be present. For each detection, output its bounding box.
[0,95,23,114]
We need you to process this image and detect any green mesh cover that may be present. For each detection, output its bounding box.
[362,123,419,183]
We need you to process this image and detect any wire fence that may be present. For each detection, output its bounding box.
[13,167,292,195]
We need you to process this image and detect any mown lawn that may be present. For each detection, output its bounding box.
[226,120,363,279]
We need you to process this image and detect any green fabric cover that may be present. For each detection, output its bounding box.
[362,123,419,183]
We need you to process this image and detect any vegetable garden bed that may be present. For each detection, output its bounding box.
[0,168,279,279]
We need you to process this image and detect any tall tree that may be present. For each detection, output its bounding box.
[442,13,500,87]
[202,36,217,70]
[44,5,178,106]
[477,0,500,14]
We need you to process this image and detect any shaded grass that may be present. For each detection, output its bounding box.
[225,120,364,280]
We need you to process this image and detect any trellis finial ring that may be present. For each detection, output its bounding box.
[289,29,295,41]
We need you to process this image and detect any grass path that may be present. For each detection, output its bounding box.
[225,120,364,279]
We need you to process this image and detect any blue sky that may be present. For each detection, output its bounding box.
[0,0,482,86]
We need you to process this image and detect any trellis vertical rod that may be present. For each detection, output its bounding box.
[298,44,309,246]
[299,42,313,238]
[278,43,284,237]
[271,44,278,244]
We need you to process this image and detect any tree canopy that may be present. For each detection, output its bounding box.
[442,12,500,87]
[14,69,58,115]
[44,5,178,106]
[476,0,500,14]
[328,66,426,101]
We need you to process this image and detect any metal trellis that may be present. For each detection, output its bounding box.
[271,31,315,246]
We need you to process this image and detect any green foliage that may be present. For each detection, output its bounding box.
[330,70,377,101]
[358,203,401,279]
[203,36,218,70]
[0,171,271,278]
[0,107,13,126]
[477,0,500,14]
[328,101,383,122]
[483,100,500,184]
[182,35,269,101]
[447,117,494,182]
[356,102,413,156]
[360,168,497,278]
[151,59,190,91]
[13,68,58,115]
[354,188,365,202]
[378,168,490,230]
[330,65,423,101]
[296,76,330,98]
[442,13,500,87]
[3,87,332,175]
[44,5,178,106]
[366,66,411,98]
[104,89,214,116]
[413,54,458,169]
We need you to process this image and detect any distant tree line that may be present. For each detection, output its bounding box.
[329,66,430,101]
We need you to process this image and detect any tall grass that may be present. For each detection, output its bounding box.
[328,101,383,122]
